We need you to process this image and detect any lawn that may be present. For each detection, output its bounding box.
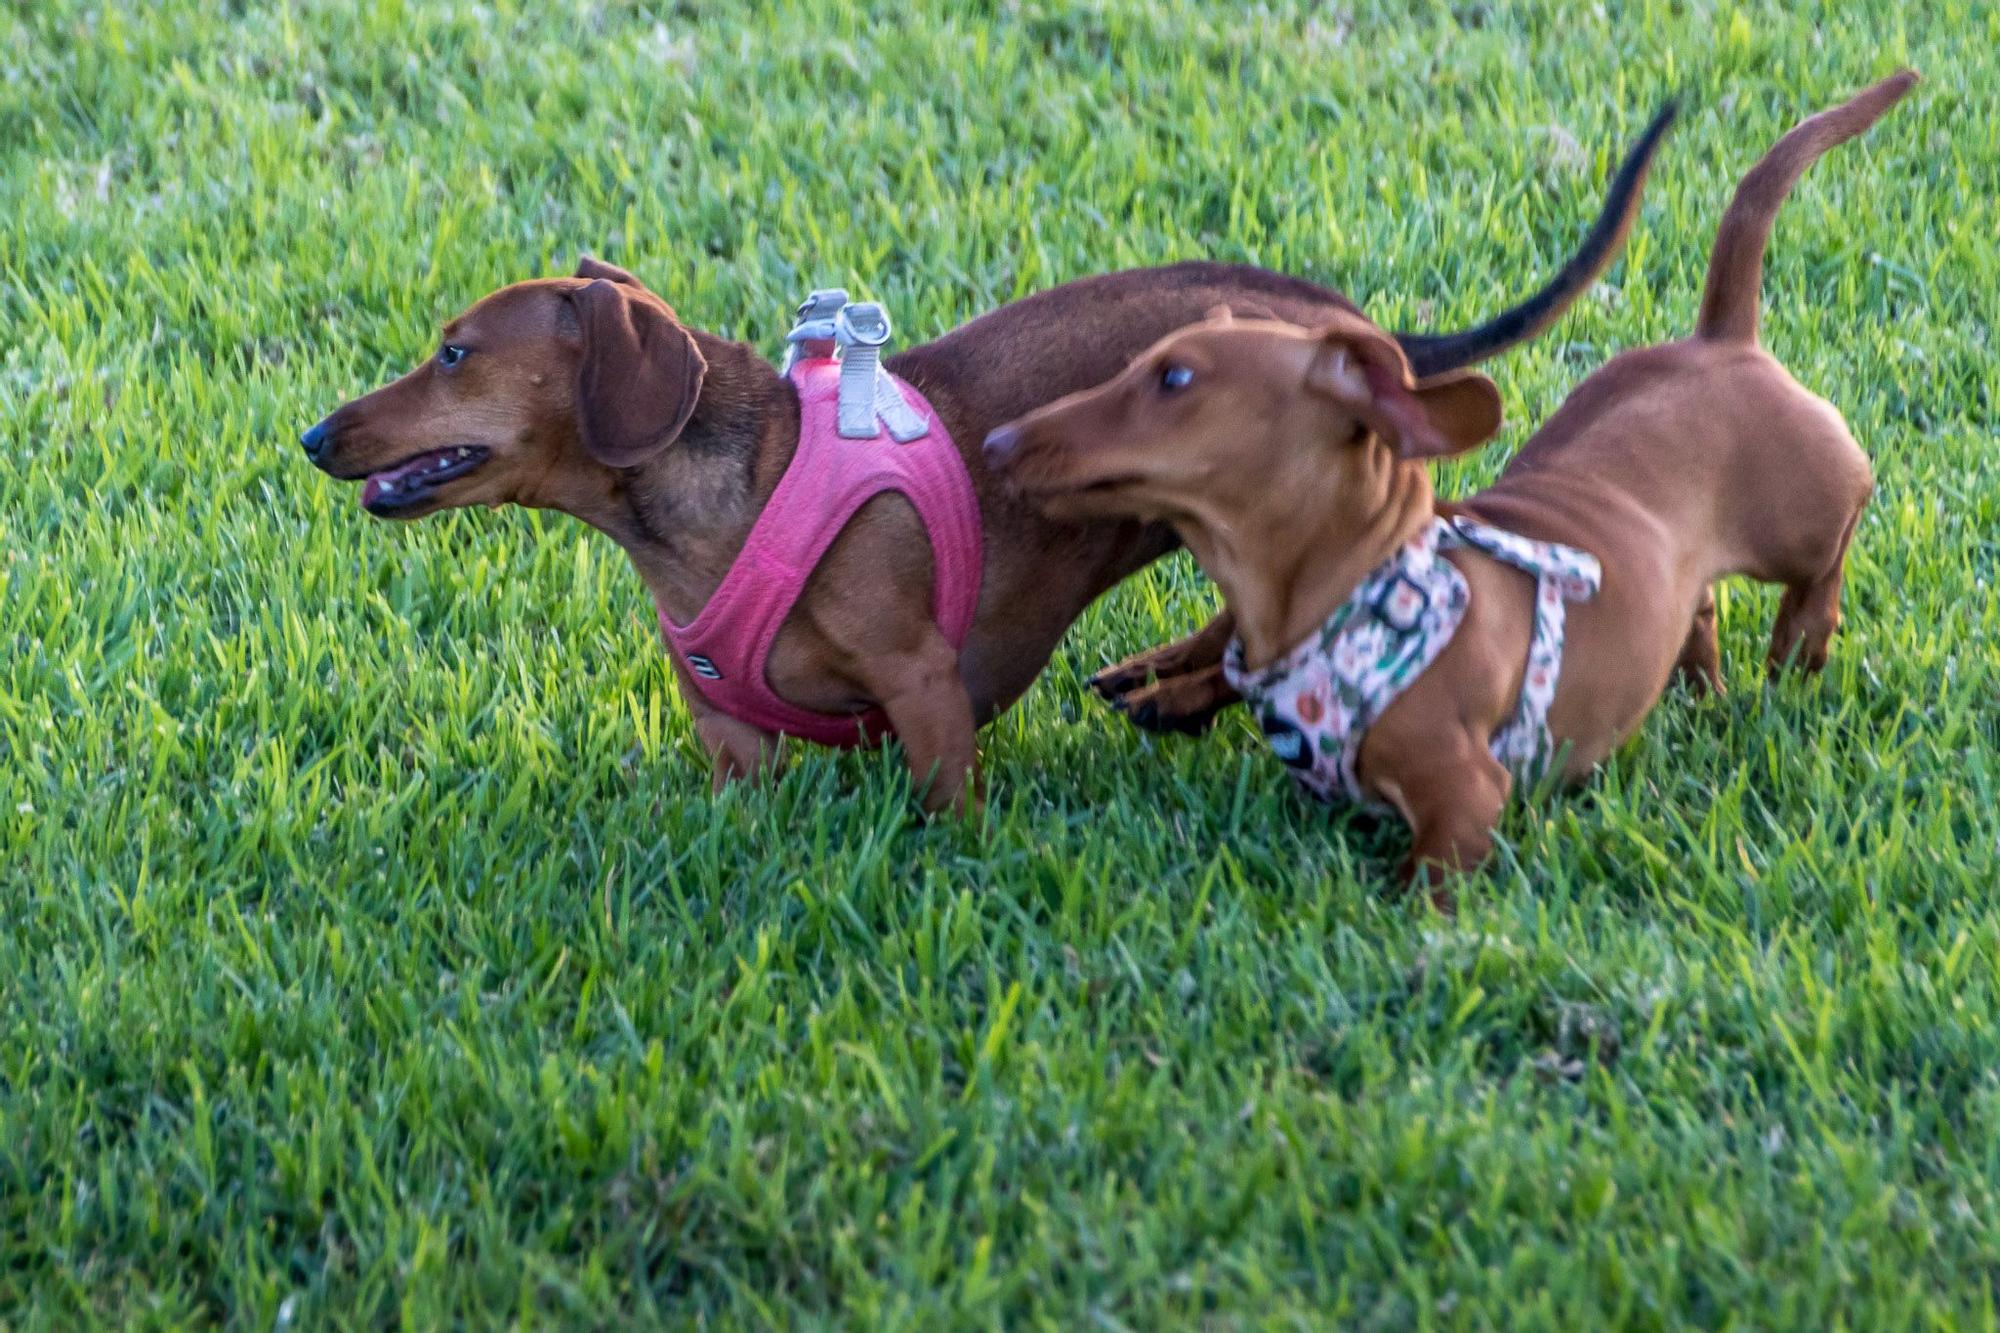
[4,0,1998,1325]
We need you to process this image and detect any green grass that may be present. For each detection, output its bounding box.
[4,0,1998,1325]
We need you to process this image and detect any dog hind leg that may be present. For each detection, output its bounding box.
[1766,497,1866,677]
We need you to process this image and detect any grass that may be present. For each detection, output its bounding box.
[3,0,1998,1325]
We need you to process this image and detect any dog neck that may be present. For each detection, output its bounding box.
[1187,437,1437,670]
[554,330,801,626]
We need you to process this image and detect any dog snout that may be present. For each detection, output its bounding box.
[300,413,340,464]
[982,423,1025,470]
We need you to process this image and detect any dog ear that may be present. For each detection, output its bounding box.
[1401,370,1503,458]
[575,254,643,287]
[1306,324,1500,460]
[568,278,708,468]
[1204,301,1275,324]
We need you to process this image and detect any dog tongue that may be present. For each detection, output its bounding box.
[361,453,439,507]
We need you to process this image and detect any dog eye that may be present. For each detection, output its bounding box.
[1159,364,1194,393]
[438,344,468,369]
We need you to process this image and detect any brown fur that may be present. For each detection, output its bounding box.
[988,73,1915,885]
[301,114,1675,812]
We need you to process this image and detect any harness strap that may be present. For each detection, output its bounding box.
[1441,516,1602,600]
[837,336,884,437]
[1441,515,1603,783]
[870,363,931,441]
[1222,516,1602,810]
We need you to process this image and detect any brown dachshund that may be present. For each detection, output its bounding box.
[987,73,1913,881]
[301,109,1673,812]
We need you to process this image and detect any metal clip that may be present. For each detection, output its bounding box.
[781,287,849,372]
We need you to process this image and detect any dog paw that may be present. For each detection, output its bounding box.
[1107,672,1237,736]
[1671,664,1726,698]
[1393,862,1459,917]
[1088,663,1149,703]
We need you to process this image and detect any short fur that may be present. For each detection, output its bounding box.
[301,110,1674,812]
[989,73,1915,890]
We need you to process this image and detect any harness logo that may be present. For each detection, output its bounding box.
[686,654,724,681]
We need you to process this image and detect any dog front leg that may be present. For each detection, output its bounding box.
[670,655,781,791]
[1090,610,1236,700]
[1092,611,1243,735]
[877,637,982,817]
[1369,737,1511,912]
[1109,664,1241,736]
[693,710,782,791]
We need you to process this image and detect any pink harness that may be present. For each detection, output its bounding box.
[657,356,983,747]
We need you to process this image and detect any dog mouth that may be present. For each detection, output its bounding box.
[359,446,491,516]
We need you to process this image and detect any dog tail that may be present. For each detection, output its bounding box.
[1397,99,1678,378]
[1695,70,1918,343]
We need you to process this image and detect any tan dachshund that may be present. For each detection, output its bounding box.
[987,73,1914,884]
[301,111,1674,812]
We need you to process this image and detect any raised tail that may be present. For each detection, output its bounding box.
[1398,99,1679,378]
[1695,70,1918,343]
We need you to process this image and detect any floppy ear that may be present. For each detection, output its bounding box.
[568,278,708,468]
[575,254,642,287]
[1204,301,1276,323]
[1306,324,1501,459]
[1399,370,1503,458]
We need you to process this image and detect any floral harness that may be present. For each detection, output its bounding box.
[1220,515,1603,810]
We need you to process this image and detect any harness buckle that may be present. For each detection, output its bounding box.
[786,290,931,442]
[781,288,849,372]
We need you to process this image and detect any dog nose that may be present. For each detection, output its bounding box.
[982,424,1023,469]
[300,415,337,462]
